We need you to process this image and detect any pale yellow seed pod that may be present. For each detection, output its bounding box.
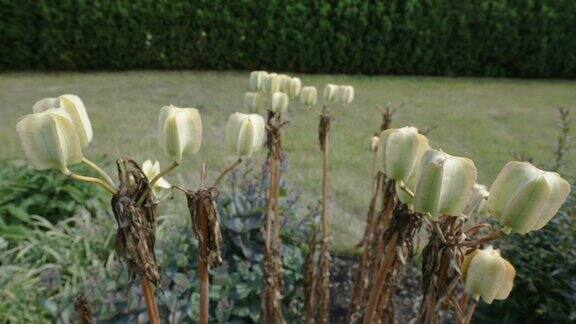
[262,73,282,94]
[376,127,430,183]
[271,92,289,114]
[487,161,570,234]
[300,86,318,107]
[225,112,266,157]
[158,105,203,162]
[16,111,83,174]
[249,71,268,91]
[336,85,354,104]
[33,94,93,148]
[323,84,338,102]
[413,149,477,220]
[288,77,302,98]
[142,159,171,190]
[244,92,266,113]
[463,246,516,304]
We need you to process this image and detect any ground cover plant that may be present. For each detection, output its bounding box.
[0,71,574,323]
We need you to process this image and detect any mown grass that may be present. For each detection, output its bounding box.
[1,71,575,252]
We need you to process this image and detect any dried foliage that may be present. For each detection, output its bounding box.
[184,187,223,268]
[111,159,160,287]
[364,201,423,324]
[419,216,466,324]
[261,111,286,324]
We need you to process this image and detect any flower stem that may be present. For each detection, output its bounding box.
[81,157,116,187]
[363,233,398,324]
[150,160,179,187]
[68,172,118,195]
[141,277,160,324]
[198,162,210,324]
[213,158,242,187]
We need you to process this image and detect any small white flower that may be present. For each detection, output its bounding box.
[142,160,171,189]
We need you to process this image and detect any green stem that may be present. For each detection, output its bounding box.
[150,160,179,187]
[82,157,116,187]
[213,158,242,187]
[67,172,118,195]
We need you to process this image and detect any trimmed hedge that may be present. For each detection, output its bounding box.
[2,0,576,77]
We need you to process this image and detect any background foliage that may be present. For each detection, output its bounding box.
[0,160,103,238]
[0,162,310,323]
[2,0,575,78]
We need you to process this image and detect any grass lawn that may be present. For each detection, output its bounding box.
[1,71,575,252]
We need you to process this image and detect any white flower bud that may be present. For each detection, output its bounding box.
[158,105,202,162]
[336,85,354,104]
[225,112,266,157]
[33,94,93,148]
[142,160,171,190]
[278,74,292,93]
[249,71,268,91]
[271,92,289,114]
[300,87,318,107]
[414,149,477,219]
[16,111,83,174]
[463,246,515,304]
[323,84,338,102]
[377,127,430,182]
[487,161,570,234]
[262,73,282,94]
[288,77,302,98]
[244,92,266,113]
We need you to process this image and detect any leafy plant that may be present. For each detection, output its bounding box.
[0,163,310,323]
[0,159,105,238]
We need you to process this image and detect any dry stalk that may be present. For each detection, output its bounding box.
[261,111,286,324]
[363,202,422,324]
[303,224,320,324]
[111,159,160,324]
[314,106,333,324]
[418,216,466,324]
[418,213,510,323]
[74,293,93,324]
[172,163,223,324]
[348,107,396,323]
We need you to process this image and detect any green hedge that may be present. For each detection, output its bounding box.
[2,0,576,77]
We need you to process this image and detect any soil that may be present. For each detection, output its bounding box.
[329,256,433,324]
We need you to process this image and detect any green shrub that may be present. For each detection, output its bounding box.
[1,0,575,78]
[0,160,105,239]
